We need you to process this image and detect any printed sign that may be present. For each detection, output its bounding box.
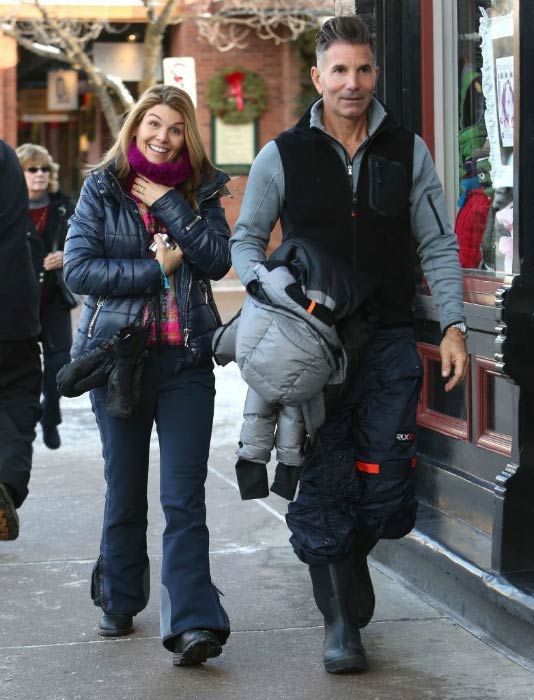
[495,55,514,148]
[163,57,197,106]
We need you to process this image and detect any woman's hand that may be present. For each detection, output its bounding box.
[132,175,173,207]
[154,234,184,275]
[43,251,64,270]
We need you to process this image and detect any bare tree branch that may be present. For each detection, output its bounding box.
[1,0,333,136]
[141,0,157,25]
[139,0,180,93]
[192,1,331,51]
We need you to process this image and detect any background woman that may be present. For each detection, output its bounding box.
[15,143,75,451]
[63,85,231,666]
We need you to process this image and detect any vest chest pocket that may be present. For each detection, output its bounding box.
[368,155,409,219]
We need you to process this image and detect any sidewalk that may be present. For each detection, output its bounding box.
[1,360,534,700]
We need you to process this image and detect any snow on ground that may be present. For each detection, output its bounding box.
[57,362,247,450]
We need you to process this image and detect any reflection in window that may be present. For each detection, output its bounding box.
[455,0,515,275]
[428,361,468,420]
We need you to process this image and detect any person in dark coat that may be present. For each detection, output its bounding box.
[231,16,468,674]
[16,144,76,450]
[63,85,231,665]
[0,140,42,541]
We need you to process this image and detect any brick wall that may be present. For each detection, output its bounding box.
[169,23,303,155]
[0,36,18,146]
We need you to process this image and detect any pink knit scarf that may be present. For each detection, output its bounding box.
[127,140,193,200]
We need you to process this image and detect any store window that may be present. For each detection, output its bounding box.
[456,0,515,278]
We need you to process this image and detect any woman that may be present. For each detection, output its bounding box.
[15,143,75,451]
[63,85,231,665]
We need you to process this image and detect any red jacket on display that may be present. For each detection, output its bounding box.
[455,187,492,268]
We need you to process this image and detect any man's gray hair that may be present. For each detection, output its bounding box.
[315,15,375,66]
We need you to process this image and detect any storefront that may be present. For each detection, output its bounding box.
[366,0,534,662]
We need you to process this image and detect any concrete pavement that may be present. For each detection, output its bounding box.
[1,302,534,698]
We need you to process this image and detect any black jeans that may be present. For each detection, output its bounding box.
[0,339,42,507]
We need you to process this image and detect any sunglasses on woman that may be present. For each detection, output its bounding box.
[26,166,51,173]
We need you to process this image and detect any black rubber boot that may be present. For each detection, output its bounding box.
[309,555,368,673]
[352,533,378,628]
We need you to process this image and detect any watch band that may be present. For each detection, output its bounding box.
[443,321,467,338]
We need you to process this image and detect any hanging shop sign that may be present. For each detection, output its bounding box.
[163,57,197,106]
[47,70,78,111]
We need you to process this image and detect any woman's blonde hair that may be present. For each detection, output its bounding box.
[15,143,60,193]
[95,84,213,208]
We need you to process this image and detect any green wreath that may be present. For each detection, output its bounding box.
[206,67,267,125]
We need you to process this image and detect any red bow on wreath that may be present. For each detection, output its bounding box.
[225,71,245,112]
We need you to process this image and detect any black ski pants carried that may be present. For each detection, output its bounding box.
[0,339,42,507]
[287,327,422,565]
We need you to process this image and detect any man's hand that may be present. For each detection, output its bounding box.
[440,327,468,392]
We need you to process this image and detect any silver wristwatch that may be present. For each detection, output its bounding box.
[445,321,468,339]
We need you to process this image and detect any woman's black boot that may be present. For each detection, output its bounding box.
[98,613,134,637]
[309,555,367,673]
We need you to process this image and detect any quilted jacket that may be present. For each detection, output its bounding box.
[213,238,368,499]
[63,164,231,367]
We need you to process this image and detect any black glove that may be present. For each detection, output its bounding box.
[235,458,269,500]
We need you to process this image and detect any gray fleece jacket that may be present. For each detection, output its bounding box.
[230,98,465,332]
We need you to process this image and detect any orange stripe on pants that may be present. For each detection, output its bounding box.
[356,461,380,474]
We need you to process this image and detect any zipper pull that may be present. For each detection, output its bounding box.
[87,297,105,338]
[183,327,190,347]
[199,279,209,303]
[347,163,353,177]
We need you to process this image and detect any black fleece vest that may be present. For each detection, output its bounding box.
[275,110,415,325]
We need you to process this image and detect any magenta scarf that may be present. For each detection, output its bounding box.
[126,140,193,201]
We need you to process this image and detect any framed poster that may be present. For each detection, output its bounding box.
[479,9,514,188]
[47,70,78,111]
[212,117,258,175]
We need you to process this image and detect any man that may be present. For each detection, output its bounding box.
[0,140,42,541]
[230,16,468,673]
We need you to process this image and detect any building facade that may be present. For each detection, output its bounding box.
[366,0,534,664]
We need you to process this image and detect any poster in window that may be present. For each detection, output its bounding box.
[495,55,514,147]
[479,9,514,188]
[163,57,197,107]
[47,70,78,111]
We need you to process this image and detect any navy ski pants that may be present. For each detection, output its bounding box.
[90,345,230,649]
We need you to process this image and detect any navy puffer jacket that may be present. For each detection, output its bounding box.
[63,164,231,367]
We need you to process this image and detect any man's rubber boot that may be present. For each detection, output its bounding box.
[352,533,378,628]
[309,556,367,673]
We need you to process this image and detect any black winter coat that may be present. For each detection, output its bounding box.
[27,190,75,352]
[0,140,40,341]
[63,165,232,368]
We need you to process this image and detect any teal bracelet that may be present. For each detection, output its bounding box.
[157,262,170,290]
